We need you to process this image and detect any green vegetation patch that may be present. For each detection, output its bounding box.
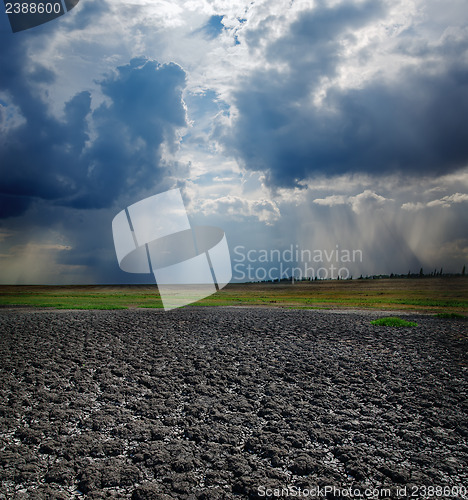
[435,312,465,319]
[0,278,466,312]
[0,287,163,310]
[371,317,418,327]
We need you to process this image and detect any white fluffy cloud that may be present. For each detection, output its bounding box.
[314,190,391,213]
[403,192,468,210]
[196,195,280,224]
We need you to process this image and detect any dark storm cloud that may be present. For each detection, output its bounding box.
[269,0,385,65]
[0,51,187,217]
[69,58,187,209]
[0,33,82,214]
[227,2,468,187]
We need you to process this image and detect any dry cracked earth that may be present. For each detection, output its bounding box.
[0,307,467,499]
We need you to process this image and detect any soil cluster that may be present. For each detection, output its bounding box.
[0,308,467,499]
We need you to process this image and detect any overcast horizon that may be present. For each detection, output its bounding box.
[1,0,467,285]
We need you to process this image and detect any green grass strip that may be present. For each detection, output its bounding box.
[371,317,418,327]
[435,312,465,319]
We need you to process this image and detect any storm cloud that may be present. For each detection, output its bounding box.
[227,2,468,187]
[1,0,467,284]
[0,54,187,217]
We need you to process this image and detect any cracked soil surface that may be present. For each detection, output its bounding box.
[0,308,467,499]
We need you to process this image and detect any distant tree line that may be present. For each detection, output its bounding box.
[244,265,466,283]
[357,265,466,280]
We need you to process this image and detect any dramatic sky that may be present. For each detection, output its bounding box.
[1,0,467,284]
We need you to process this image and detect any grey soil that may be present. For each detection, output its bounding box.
[0,308,467,499]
